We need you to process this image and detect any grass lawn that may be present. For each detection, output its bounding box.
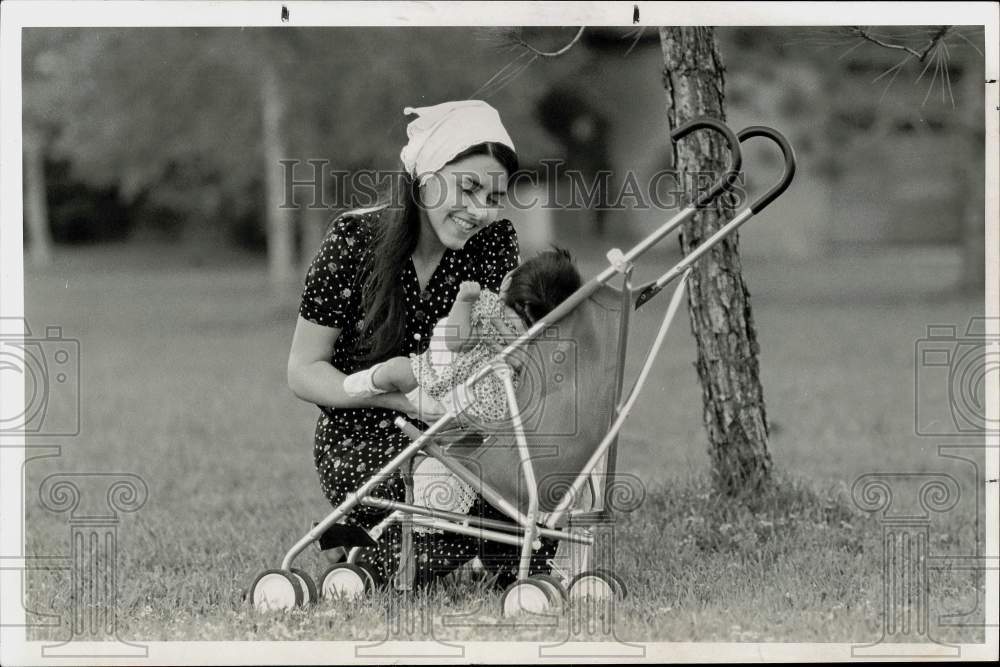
[21,240,987,644]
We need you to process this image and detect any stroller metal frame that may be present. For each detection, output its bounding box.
[252,119,795,611]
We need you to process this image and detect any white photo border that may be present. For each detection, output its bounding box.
[1,1,997,664]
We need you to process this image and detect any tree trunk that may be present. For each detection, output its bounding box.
[23,127,53,266]
[658,27,772,494]
[261,61,296,287]
[300,205,328,275]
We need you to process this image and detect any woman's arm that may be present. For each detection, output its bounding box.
[287,316,415,413]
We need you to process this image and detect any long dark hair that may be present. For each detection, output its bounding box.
[355,142,519,363]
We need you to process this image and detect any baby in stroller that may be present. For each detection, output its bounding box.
[343,247,582,521]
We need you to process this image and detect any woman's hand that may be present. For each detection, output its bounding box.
[457,281,481,302]
[373,391,418,415]
[406,392,448,423]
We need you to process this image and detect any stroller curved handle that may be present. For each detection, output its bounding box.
[737,125,796,214]
[669,117,743,208]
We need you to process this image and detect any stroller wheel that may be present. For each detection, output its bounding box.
[319,563,372,600]
[248,569,304,612]
[591,567,628,599]
[500,579,557,617]
[289,568,318,605]
[568,570,617,603]
[529,574,567,613]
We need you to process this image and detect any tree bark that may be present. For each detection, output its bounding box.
[261,61,296,287]
[23,127,53,266]
[659,27,772,494]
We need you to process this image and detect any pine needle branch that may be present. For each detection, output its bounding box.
[851,26,951,61]
[512,26,585,58]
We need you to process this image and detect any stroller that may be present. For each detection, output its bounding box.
[248,118,795,615]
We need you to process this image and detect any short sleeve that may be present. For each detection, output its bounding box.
[470,220,520,292]
[298,214,369,328]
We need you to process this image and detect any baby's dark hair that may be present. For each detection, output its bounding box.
[502,247,582,327]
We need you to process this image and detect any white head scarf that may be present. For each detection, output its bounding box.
[399,100,516,185]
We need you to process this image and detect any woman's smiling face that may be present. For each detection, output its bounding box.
[418,154,509,251]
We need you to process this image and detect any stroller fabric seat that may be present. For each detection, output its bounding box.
[446,283,624,514]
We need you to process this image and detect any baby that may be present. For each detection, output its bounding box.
[342,248,582,521]
[343,247,582,424]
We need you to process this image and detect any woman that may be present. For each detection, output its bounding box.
[287,100,556,588]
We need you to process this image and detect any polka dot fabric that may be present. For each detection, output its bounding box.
[298,207,555,587]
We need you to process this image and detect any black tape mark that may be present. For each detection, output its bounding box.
[281,5,289,23]
[633,4,640,24]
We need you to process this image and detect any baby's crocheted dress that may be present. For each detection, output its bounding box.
[409,288,522,523]
[409,288,520,424]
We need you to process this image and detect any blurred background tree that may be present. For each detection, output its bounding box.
[837,25,986,292]
[22,26,985,290]
[758,26,985,290]
[19,24,986,502]
[21,27,562,282]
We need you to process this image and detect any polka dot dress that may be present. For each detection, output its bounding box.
[299,207,556,588]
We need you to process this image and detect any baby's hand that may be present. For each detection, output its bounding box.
[457,281,481,302]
